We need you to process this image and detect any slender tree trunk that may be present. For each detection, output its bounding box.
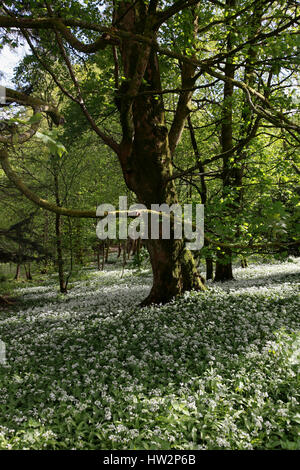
[121,240,127,277]
[25,263,32,280]
[215,0,235,281]
[215,1,262,281]
[187,115,213,282]
[14,263,21,280]
[122,241,127,266]
[127,238,134,259]
[74,219,84,265]
[64,217,74,291]
[55,212,67,293]
[134,238,140,256]
[52,154,67,293]
[97,245,101,270]
[42,207,49,272]
[214,249,234,281]
[206,257,214,280]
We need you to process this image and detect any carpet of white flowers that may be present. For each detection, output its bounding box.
[0,257,299,450]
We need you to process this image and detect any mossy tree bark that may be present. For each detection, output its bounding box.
[115,4,205,305]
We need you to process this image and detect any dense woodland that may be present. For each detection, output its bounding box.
[0,0,299,452]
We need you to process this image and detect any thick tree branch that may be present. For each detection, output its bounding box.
[0,16,119,52]
[52,24,121,155]
[134,80,219,96]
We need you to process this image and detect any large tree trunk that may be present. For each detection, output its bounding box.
[143,238,204,306]
[115,5,205,305]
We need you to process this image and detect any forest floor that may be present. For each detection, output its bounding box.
[0,257,299,450]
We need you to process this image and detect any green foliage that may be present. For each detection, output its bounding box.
[35,130,67,158]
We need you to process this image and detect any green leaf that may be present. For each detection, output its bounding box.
[35,131,67,157]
